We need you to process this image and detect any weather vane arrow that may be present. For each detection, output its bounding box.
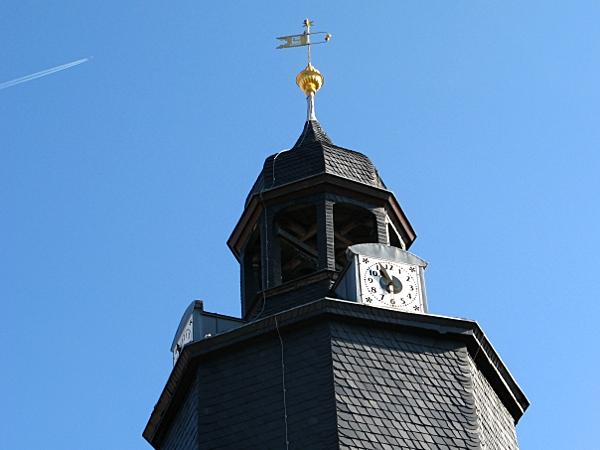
[276,19,332,121]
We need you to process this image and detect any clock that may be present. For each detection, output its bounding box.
[360,258,422,311]
[171,300,244,365]
[334,243,428,313]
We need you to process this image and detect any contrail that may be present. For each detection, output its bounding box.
[0,57,90,91]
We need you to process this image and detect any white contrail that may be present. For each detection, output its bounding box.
[0,57,90,91]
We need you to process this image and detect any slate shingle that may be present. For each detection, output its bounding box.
[469,357,520,450]
[246,120,386,206]
[330,321,480,450]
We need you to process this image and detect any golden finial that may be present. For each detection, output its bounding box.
[276,19,332,121]
[296,63,324,97]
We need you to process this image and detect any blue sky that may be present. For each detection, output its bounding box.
[1,1,599,448]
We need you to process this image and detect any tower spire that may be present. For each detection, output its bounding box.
[276,19,331,122]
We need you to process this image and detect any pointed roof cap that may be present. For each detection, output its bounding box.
[245,120,387,205]
[292,119,333,147]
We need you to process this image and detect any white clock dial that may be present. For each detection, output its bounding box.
[360,258,422,312]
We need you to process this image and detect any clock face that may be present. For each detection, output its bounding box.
[173,315,194,365]
[360,258,422,312]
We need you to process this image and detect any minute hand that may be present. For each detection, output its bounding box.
[379,265,392,282]
[380,266,393,284]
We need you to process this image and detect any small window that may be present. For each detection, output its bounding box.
[388,223,402,248]
[275,205,319,284]
[334,204,378,268]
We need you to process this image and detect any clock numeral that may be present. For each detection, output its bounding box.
[367,277,374,283]
[407,293,412,299]
[410,285,414,291]
[369,287,376,293]
[406,276,411,281]
[369,270,379,276]
[390,298,396,305]
[380,294,385,301]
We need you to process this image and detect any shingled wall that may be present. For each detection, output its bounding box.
[147,302,525,450]
[330,321,481,450]
[194,320,338,450]
[469,357,519,450]
[161,372,200,450]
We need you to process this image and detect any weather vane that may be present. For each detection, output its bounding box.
[276,19,332,121]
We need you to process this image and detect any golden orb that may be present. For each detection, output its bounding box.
[296,63,324,96]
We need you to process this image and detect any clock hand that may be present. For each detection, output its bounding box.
[379,266,394,292]
[380,266,392,283]
[390,277,403,294]
[380,266,404,295]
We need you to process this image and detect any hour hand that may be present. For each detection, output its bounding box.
[380,266,403,294]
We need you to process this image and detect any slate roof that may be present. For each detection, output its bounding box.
[143,299,529,449]
[246,120,387,205]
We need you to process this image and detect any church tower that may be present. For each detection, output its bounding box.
[144,20,528,450]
